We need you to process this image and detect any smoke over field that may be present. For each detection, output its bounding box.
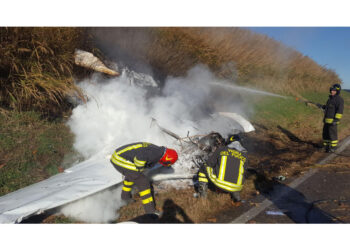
[62,65,257,222]
[67,65,252,159]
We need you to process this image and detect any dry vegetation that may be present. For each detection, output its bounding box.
[1,27,341,115]
[0,27,93,115]
[117,188,237,223]
[93,27,341,95]
[0,27,347,223]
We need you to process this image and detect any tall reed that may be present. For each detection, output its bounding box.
[0,27,91,115]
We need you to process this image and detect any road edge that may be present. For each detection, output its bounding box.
[231,135,350,223]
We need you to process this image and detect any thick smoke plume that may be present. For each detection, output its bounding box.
[68,65,250,158]
[61,65,252,223]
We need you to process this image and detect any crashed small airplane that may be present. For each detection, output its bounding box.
[0,49,256,223]
[0,113,254,223]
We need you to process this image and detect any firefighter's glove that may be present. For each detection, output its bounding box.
[193,156,205,167]
[316,103,325,110]
[332,120,338,126]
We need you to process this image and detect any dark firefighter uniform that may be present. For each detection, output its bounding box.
[198,142,247,200]
[110,142,166,214]
[322,85,344,151]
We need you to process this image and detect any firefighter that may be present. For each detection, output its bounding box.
[322,83,344,153]
[197,134,247,203]
[110,142,178,217]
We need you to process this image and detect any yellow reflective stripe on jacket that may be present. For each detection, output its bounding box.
[122,186,132,192]
[198,177,208,183]
[208,174,242,192]
[213,171,243,188]
[142,197,154,204]
[116,143,143,155]
[236,160,245,186]
[134,156,146,167]
[112,153,135,166]
[198,172,206,177]
[139,189,151,197]
[206,165,243,188]
[325,118,334,124]
[112,154,135,167]
[123,180,134,186]
[111,155,138,171]
[218,155,227,181]
[206,167,243,192]
[335,113,343,119]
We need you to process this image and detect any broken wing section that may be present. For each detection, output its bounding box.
[0,159,121,223]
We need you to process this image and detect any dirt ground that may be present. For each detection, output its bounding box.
[37,124,349,224]
[114,125,345,224]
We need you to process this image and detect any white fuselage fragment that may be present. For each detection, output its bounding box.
[217,112,255,133]
[0,158,121,223]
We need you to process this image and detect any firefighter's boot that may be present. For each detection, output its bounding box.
[329,146,337,153]
[148,210,163,220]
[230,192,241,202]
[198,182,208,198]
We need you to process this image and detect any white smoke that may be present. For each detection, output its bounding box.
[61,65,250,222]
[68,65,250,158]
[60,186,125,223]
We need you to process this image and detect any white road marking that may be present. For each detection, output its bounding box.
[231,136,350,223]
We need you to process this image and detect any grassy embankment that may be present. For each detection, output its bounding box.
[253,91,350,141]
[0,111,74,195]
[0,27,348,223]
[0,27,91,196]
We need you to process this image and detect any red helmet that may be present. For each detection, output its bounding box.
[159,148,178,166]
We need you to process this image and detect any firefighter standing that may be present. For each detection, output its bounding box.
[322,84,344,153]
[197,134,247,203]
[110,142,178,217]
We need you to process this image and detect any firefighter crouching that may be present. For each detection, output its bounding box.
[321,83,344,153]
[196,134,247,203]
[110,142,178,217]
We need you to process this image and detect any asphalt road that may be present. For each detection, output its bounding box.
[248,165,350,223]
[216,139,350,224]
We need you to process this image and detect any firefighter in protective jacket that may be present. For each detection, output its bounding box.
[322,83,344,152]
[197,134,247,202]
[110,142,178,216]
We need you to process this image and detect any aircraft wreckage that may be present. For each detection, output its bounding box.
[0,114,254,223]
[0,50,255,223]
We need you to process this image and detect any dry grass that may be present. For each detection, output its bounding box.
[1,27,341,115]
[0,27,91,115]
[93,27,341,95]
[116,187,240,223]
[155,28,341,94]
